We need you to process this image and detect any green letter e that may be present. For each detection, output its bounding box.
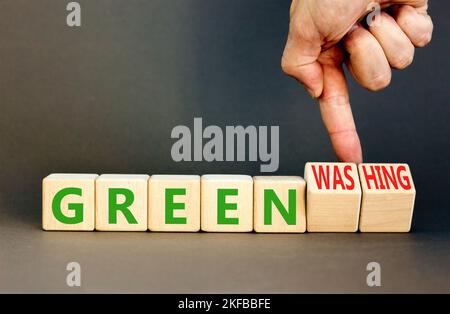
[217,188,239,225]
[165,188,187,224]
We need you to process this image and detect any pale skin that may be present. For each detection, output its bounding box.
[282,0,433,163]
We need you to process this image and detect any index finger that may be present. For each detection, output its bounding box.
[318,47,363,163]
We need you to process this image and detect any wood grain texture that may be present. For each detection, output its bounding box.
[148,175,200,232]
[253,176,306,233]
[358,163,415,232]
[95,174,149,231]
[42,173,98,231]
[201,175,253,232]
[304,162,361,232]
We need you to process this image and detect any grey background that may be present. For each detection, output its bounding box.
[0,0,449,293]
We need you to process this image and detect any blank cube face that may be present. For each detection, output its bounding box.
[95,174,149,231]
[253,176,306,233]
[358,163,416,232]
[148,175,200,232]
[201,175,253,232]
[304,163,361,232]
[42,174,98,231]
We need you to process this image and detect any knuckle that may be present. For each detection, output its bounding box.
[397,17,410,34]
[366,73,391,91]
[391,51,414,69]
[415,31,432,47]
[281,57,295,75]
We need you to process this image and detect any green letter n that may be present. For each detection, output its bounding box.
[108,188,137,224]
[52,187,84,224]
[264,189,296,225]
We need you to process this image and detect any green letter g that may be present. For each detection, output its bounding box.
[52,187,84,224]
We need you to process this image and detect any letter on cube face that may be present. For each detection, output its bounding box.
[253,176,306,233]
[304,162,361,232]
[148,175,200,232]
[201,175,253,232]
[358,163,415,232]
[42,174,98,231]
[95,174,149,231]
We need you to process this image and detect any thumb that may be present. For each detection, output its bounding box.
[281,1,323,98]
[318,47,363,163]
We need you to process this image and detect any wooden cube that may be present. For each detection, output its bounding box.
[148,175,200,232]
[42,174,98,231]
[201,175,253,232]
[95,174,149,231]
[253,176,306,233]
[358,163,416,232]
[304,162,361,232]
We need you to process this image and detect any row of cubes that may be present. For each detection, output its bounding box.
[42,162,416,232]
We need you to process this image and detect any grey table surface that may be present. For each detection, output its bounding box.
[1,197,449,293]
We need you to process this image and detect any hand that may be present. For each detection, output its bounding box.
[282,0,433,163]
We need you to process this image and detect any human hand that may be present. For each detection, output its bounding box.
[282,0,433,163]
